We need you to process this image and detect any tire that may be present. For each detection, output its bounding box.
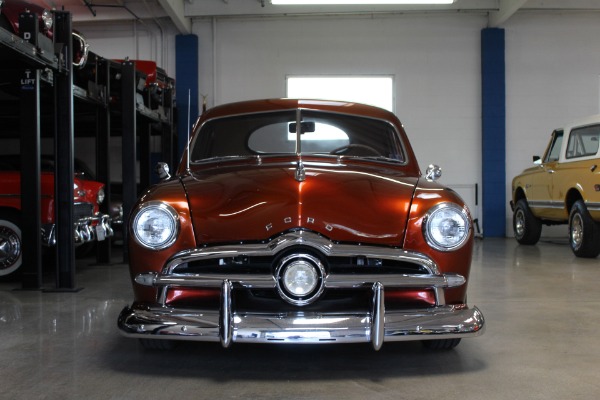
[569,200,600,258]
[421,338,461,350]
[139,338,177,351]
[513,199,542,245]
[0,213,23,277]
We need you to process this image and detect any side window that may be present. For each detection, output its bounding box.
[544,130,563,163]
[566,125,600,159]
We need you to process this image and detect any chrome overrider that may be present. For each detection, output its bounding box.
[118,231,485,350]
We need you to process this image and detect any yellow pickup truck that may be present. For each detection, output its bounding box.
[511,114,600,258]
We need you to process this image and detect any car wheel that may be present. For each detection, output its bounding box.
[513,199,542,245]
[139,338,177,350]
[0,213,23,277]
[569,200,600,258]
[421,338,461,350]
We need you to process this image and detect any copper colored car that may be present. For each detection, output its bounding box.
[118,99,485,351]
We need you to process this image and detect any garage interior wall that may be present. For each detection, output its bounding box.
[74,10,600,238]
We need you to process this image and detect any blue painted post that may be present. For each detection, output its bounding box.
[176,34,200,161]
[481,28,506,237]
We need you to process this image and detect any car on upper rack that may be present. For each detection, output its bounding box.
[511,114,600,258]
[0,0,89,68]
[118,98,485,351]
[0,155,113,277]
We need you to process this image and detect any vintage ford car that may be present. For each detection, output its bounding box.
[0,0,89,67]
[511,114,600,258]
[118,99,485,351]
[0,155,113,276]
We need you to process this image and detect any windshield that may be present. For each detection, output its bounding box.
[190,110,405,163]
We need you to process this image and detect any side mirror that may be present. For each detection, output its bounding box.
[155,162,171,181]
[533,156,542,165]
[425,164,442,181]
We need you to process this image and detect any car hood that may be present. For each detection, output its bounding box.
[182,159,418,246]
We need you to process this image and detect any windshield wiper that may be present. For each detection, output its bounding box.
[359,156,402,163]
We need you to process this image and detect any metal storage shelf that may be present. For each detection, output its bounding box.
[0,14,176,289]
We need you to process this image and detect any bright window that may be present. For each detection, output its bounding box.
[286,76,394,112]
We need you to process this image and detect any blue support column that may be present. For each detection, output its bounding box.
[481,28,506,237]
[176,34,199,161]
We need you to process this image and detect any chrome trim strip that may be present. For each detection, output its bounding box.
[528,200,565,210]
[586,202,600,212]
[163,231,440,275]
[529,200,600,212]
[117,305,485,348]
[145,272,462,290]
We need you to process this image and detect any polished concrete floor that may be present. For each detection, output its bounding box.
[1,238,599,399]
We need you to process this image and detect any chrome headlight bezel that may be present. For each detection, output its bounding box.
[275,253,326,306]
[131,201,179,250]
[41,9,53,30]
[422,202,471,252]
[96,187,105,205]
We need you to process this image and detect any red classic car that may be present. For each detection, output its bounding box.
[118,99,485,351]
[0,0,89,67]
[0,155,113,276]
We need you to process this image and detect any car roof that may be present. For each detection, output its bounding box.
[198,98,399,123]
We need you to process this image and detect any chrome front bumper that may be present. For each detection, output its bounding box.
[119,231,485,350]
[41,213,114,247]
[117,302,484,351]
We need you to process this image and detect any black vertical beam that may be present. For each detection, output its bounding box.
[19,68,42,289]
[161,119,173,168]
[121,61,137,263]
[53,11,77,290]
[19,12,42,289]
[96,58,111,263]
[162,86,174,167]
[139,120,150,191]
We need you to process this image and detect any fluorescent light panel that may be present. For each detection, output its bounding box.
[272,0,454,4]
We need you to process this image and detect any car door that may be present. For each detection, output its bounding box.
[527,129,563,219]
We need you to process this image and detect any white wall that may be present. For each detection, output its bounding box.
[505,12,600,237]
[194,14,486,223]
[75,11,600,238]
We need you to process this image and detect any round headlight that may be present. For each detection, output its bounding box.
[283,261,319,296]
[131,201,179,250]
[276,254,325,306]
[423,203,471,251]
[42,10,53,30]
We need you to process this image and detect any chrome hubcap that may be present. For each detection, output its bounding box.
[515,209,525,238]
[571,213,583,250]
[0,226,21,270]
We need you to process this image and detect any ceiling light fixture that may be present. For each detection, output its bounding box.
[271,0,455,4]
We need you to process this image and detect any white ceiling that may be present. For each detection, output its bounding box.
[42,0,600,34]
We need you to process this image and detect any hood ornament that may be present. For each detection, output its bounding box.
[295,159,306,182]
